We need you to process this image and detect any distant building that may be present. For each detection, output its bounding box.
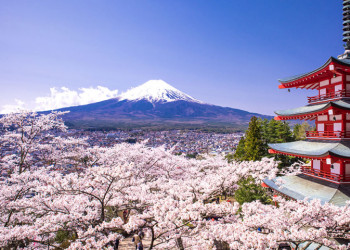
[264,0,350,206]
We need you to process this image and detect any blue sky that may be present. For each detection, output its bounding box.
[0,0,344,115]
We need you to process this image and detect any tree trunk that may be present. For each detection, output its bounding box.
[176,237,184,250]
[149,226,155,249]
[213,240,229,250]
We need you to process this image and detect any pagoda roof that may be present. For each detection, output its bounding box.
[278,57,350,89]
[275,99,350,120]
[263,175,350,206]
[268,140,350,159]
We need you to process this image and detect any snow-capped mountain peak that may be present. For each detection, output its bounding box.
[119,80,202,103]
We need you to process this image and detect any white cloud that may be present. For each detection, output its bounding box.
[1,86,119,114]
[0,99,26,114]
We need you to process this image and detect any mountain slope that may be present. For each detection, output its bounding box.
[57,80,272,130]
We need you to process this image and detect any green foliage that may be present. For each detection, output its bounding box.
[225,153,235,163]
[233,117,298,167]
[261,119,294,144]
[234,117,266,161]
[234,176,271,205]
[55,230,70,243]
[293,121,312,140]
[260,118,269,143]
[233,136,246,161]
[68,120,249,133]
[274,120,294,142]
[243,117,265,161]
[274,154,300,171]
[186,153,198,159]
[293,124,301,139]
[55,230,77,248]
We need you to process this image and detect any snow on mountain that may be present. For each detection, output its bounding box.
[119,80,202,103]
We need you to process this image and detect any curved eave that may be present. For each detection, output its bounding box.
[274,107,331,121]
[263,176,350,206]
[279,57,333,84]
[268,148,330,159]
[274,100,350,120]
[278,57,350,89]
[268,141,350,159]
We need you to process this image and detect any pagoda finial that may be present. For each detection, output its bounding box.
[339,0,350,58]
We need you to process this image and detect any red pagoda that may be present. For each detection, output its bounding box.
[264,0,350,206]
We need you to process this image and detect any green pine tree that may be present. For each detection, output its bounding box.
[276,121,294,143]
[233,117,296,163]
[266,119,279,143]
[260,118,270,152]
[233,136,246,161]
[243,116,265,161]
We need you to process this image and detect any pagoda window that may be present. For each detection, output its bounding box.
[320,80,329,87]
[317,123,325,131]
[320,88,327,96]
[346,164,350,175]
[334,123,342,132]
[313,160,321,170]
[331,75,342,84]
[346,123,350,132]
[329,115,342,121]
[346,75,350,81]
[331,163,341,175]
[318,115,328,121]
[347,84,350,92]
[335,84,343,92]
[347,114,350,120]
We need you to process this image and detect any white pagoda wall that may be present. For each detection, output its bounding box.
[313,160,321,170]
[331,76,342,84]
[346,164,350,175]
[335,84,343,92]
[331,163,340,175]
[334,123,342,131]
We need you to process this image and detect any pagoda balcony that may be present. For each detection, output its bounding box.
[301,166,350,183]
[307,90,350,104]
[305,131,350,139]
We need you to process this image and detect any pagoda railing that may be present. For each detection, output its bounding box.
[305,131,350,139]
[301,166,350,182]
[307,90,350,103]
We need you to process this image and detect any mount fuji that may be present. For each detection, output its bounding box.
[119,80,201,104]
[58,80,272,131]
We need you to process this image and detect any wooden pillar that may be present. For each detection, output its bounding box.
[340,160,345,182]
[342,113,346,138]
[345,113,349,138]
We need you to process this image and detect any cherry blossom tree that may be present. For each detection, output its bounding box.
[0,111,68,174]
[0,111,349,249]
